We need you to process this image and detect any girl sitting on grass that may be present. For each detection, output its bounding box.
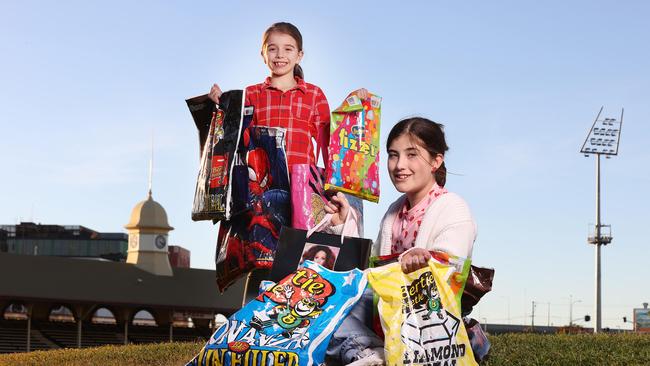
[324,117,478,365]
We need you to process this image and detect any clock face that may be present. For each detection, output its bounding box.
[155,235,167,249]
[129,235,138,248]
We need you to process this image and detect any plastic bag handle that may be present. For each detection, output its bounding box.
[306,208,354,244]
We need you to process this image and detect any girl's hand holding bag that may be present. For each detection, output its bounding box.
[290,143,364,235]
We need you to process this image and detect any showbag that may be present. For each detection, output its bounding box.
[325,90,381,203]
[367,260,477,366]
[368,252,471,340]
[290,164,364,235]
[189,90,251,221]
[185,93,216,158]
[229,126,290,220]
[370,251,471,302]
[290,164,328,231]
[268,226,372,283]
[215,219,251,291]
[191,107,217,221]
[215,126,291,291]
[187,262,368,366]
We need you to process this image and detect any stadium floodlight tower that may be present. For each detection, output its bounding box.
[579,106,623,334]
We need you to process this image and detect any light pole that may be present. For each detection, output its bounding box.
[531,301,537,332]
[569,295,582,327]
[579,107,623,334]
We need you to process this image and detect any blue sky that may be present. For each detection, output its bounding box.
[1,1,649,330]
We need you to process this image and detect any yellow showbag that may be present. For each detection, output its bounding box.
[367,260,477,366]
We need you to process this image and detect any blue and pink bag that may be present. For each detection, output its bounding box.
[187,262,367,366]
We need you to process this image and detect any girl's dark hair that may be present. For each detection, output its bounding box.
[301,245,336,269]
[262,22,304,79]
[386,117,449,187]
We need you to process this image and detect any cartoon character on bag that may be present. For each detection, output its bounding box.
[400,273,461,355]
[246,147,280,239]
[423,280,444,321]
[250,284,323,338]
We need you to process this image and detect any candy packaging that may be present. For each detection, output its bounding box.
[189,90,250,221]
[188,262,367,366]
[325,90,381,202]
[367,259,477,366]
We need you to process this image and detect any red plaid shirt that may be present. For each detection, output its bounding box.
[245,77,330,167]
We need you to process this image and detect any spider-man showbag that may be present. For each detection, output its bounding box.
[325,90,381,203]
[215,126,291,291]
[367,259,477,366]
[229,126,290,220]
[187,262,367,366]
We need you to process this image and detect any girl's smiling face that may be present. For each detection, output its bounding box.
[387,134,443,206]
[262,32,303,78]
[313,250,327,266]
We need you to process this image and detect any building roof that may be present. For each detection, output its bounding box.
[0,222,127,240]
[0,253,244,314]
[124,191,173,231]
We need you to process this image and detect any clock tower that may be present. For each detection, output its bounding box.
[125,190,174,276]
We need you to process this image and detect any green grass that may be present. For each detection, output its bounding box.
[483,333,650,366]
[0,342,203,366]
[1,334,649,366]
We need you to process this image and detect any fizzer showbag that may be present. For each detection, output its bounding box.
[187,261,367,366]
[367,260,477,366]
[325,90,381,202]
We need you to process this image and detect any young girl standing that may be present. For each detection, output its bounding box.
[208,22,330,167]
[325,117,478,365]
[209,22,334,302]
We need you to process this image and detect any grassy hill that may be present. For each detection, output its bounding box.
[0,342,201,366]
[0,333,649,366]
[484,333,650,365]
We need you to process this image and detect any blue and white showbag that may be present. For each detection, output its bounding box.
[187,261,367,366]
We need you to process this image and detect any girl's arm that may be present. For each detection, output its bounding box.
[426,194,477,259]
[428,220,476,259]
[313,87,330,165]
[399,194,477,272]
